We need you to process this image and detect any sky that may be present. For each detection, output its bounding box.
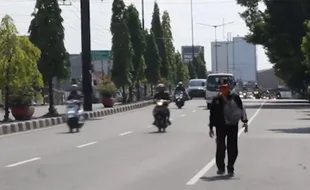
[0,0,272,71]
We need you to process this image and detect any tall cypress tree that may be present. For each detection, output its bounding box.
[28,0,70,116]
[110,0,133,102]
[151,2,168,79]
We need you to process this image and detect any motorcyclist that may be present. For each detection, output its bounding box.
[153,83,171,125]
[253,83,260,91]
[67,84,83,109]
[174,81,187,100]
[242,85,247,92]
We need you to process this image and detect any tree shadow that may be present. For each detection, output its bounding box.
[268,127,310,134]
[200,175,239,181]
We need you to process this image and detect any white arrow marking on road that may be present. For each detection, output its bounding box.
[119,131,133,136]
[5,157,41,168]
[180,114,186,117]
[192,110,196,112]
[77,141,97,148]
[186,100,266,185]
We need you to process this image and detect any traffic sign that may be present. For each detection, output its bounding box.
[91,50,111,60]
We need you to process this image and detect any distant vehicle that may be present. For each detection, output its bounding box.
[205,73,236,109]
[187,79,206,99]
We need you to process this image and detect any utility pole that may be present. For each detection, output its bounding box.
[80,0,92,111]
[197,21,234,72]
[142,0,145,29]
[190,0,195,63]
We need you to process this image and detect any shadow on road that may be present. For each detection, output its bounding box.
[146,131,168,134]
[244,104,309,109]
[200,175,239,181]
[56,132,72,134]
[268,127,310,134]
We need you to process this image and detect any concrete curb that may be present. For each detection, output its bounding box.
[0,100,153,136]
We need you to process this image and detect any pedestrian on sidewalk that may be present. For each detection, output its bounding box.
[208,80,248,176]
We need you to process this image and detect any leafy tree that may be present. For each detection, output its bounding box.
[151,2,168,79]
[28,0,70,116]
[193,51,207,78]
[126,4,146,101]
[161,11,176,84]
[302,21,310,72]
[188,62,196,79]
[0,15,43,120]
[237,0,309,90]
[145,30,161,84]
[110,0,133,102]
[175,52,189,82]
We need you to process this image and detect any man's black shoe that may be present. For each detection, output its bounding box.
[227,170,234,176]
[217,170,225,175]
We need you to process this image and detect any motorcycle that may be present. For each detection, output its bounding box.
[175,92,184,109]
[253,90,261,99]
[154,99,170,132]
[66,100,85,133]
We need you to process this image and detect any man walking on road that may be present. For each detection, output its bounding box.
[209,80,248,176]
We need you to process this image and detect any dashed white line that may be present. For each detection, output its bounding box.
[119,131,133,136]
[147,125,153,128]
[5,157,41,168]
[180,114,186,117]
[192,110,196,112]
[76,141,97,148]
[186,100,266,185]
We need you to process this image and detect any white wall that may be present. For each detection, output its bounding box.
[211,37,257,82]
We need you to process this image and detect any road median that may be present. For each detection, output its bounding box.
[0,100,153,136]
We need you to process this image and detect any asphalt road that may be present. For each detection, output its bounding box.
[0,98,310,190]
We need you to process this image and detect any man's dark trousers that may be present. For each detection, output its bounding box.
[215,124,238,172]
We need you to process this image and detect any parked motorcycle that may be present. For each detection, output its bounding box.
[175,92,184,109]
[154,99,169,132]
[66,100,85,133]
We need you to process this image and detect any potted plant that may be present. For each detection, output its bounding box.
[9,85,38,120]
[97,77,117,107]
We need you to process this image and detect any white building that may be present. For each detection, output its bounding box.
[211,37,257,82]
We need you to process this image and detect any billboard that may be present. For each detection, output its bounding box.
[181,45,204,63]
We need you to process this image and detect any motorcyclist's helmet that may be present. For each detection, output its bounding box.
[156,83,165,92]
[71,84,79,93]
[178,81,183,86]
[254,83,258,88]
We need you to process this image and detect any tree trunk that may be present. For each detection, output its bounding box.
[128,85,134,102]
[136,80,140,101]
[122,86,127,104]
[47,76,58,116]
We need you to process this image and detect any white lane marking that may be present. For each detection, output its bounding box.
[192,110,196,112]
[147,125,153,128]
[76,141,97,148]
[119,131,133,136]
[5,157,41,168]
[180,114,186,117]
[186,100,266,185]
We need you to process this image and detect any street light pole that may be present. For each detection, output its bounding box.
[80,0,92,111]
[197,22,234,72]
[190,0,195,62]
[142,0,145,29]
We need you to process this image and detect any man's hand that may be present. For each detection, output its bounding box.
[243,123,248,133]
[209,129,214,138]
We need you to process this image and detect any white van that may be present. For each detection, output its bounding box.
[205,73,236,109]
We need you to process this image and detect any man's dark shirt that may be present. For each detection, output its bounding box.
[153,91,171,101]
[67,91,83,100]
[209,92,247,129]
